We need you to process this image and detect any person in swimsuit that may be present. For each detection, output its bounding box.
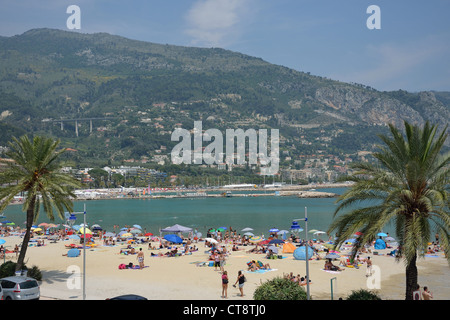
[366,256,372,276]
[137,248,145,269]
[221,271,228,298]
[233,270,245,297]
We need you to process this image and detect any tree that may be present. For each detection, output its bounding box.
[328,121,449,300]
[0,136,81,271]
[88,168,109,188]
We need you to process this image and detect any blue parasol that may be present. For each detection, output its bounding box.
[269,239,285,245]
[163,234,183,244]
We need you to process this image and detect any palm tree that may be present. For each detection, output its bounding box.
[0,135,81,272]
[328,121,449,300]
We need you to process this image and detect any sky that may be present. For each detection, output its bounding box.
[0,0,449,92]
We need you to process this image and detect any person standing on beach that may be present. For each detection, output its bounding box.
[137,248,145,269]
[233,270,245,297]
[221,271,228,298]
[422,286,433,300]
[366,256,372,277]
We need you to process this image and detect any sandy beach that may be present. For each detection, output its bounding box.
[1,234,448,301]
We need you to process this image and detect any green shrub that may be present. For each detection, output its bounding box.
[253,277,308,300]
[0,261,16,278]
[0,261,42,281]
[346,289,382,300]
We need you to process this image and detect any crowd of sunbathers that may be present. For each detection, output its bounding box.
[283,272,311,286]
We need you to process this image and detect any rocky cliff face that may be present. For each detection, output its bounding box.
[314,85,447,132]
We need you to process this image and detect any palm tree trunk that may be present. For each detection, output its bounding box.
[15,197,35,272]
[405,253,418,300]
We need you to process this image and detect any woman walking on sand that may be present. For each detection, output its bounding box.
[221,271,228,298]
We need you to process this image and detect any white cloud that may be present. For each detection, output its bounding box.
[184,0,251,47]
[332,35,450,91]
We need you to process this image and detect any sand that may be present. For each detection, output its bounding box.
[1,235,448,300]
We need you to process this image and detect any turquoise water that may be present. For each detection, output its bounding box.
[1,188,394,237]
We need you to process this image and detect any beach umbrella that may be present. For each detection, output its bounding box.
[38,222,50,227]
[80,234,92,239]
[268,246,278,254]
[385,236,396,242]
[78,227,92,234]
[243,232,254,237]
[260,239,270,245]
[269,239,285,245]
[69,235,80,240]
[104,232,116,237]
[0,239,6,245]
[249,236,263,243]
[204,237,218,244]
[344,238,356,244]
[309,229,319,233]
[130,229,141,234]
[241,227,253,232]
[121,233,132,238]
[32,228,42,232]
[277,230,289,235]
[325,252,340,260]
[161,224,192,233]
[133,224,142,230]
[144,232,153,236]
[377,232,388,237]
[163,234,183,244]
[354,231,363,236]
[72,225,81,231]
[269,228,279,233]
[313,231,326,235]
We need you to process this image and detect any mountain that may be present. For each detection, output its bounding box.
[0,28,448,167]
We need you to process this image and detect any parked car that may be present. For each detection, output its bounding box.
[0,276,40,300]
[107,294,147,300]
[0,282,3,300]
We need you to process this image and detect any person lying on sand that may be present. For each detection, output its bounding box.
[324,259,344,271]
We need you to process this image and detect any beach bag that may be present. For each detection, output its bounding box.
[118,264,126,269]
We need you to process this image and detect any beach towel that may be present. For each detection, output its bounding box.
[245,269,277,274]
[320,269,341,274]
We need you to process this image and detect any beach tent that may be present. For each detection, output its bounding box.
[161,224,192,233]
[374,238,386,249]
[293,246,314,260]
[282,242,296,253]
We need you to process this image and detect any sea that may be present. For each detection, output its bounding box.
[0,187,396,238]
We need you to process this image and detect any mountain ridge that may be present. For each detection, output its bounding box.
[0,28,448,166]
